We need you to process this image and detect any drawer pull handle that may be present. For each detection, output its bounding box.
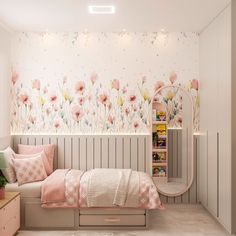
[104,208,120,211]
[105,218,121,223]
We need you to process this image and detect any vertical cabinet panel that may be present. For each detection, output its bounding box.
[199,5,231,233]
[217,6,232,231]
[207,132,218,216]
[198,133,208,206]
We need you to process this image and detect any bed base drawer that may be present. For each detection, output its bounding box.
[25,202,75,228]
[79,214,146,226]
[80,208,145,215]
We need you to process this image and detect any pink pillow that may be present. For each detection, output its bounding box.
[14,152,51,176]
[18,144,55,175]
[12,154,47,185]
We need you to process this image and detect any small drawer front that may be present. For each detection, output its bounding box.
[80,208,145,215]
[25,202,75,228]
[0,207,3,228]
[0,216,19,236]
[0,195,20,227]
[80,215,145,226]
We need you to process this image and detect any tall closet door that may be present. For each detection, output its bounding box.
[217,6,231,231]
[199,14,219,216]
[200,5,232,233]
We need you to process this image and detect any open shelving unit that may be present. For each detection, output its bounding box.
[152,103,168,184]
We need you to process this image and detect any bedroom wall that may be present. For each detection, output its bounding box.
[10,32,199,134]
[0,25,11,148]
[231,1,236,234]
[199,4,231,233]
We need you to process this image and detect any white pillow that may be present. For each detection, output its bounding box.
[0,147,16,183]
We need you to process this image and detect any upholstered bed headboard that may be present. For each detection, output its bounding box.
[11,134,151,174]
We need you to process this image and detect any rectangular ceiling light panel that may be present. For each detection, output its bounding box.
[88,5,115,14]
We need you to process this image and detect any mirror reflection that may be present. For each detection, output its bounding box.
[151,85,193,196]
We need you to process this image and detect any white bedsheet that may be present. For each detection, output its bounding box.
[6,181,43,198]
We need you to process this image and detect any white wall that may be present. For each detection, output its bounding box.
[0,25,11,145]
[231,1,236,234]
[199,4,231,233]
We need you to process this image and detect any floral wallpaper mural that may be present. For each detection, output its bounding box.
[10,32,199,133]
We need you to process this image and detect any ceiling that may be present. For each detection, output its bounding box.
[0,0,231,33]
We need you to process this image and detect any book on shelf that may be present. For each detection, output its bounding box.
[156,124,167,135]
[152,166,167,177]
[152,152,166,163]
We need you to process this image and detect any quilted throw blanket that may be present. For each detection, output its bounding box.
[41,169,163,210]
[86,169,139,207]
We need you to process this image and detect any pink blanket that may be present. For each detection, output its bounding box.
[41,169,84,208]
[41,169,69,204]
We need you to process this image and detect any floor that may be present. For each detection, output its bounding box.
[18,204,230,236]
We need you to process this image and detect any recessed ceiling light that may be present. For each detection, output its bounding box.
[88,5,115,14]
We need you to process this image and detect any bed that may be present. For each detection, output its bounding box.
[5,134,161,230]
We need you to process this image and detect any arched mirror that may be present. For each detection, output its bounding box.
[151,85,193,196]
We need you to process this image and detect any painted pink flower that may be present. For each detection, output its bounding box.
[133,121,140,130]
[46,107,51,116]
[99,93,109,106]
[177,116,183,124]
[43,87,48,94]
[133,105,138,112]
[128,94,137,103]
[54,119,61,129]
[75,81,85,94]
[122,87,127,94]
[111,79,120,91]
[71,105,84,122]
[191,79,199,91]
[169,72,177,84]
[19,93,30,105]
[108,102,112,110]
[54,105,59,112]
[154,81,164,92]
[108,115,115,125]
[12,71,19,85]
[78,97,86,106]
[87,95,92,101]
[125,107,130,116]
[49,94,57,103]
[90,73,98,85]
[32,79,41,90]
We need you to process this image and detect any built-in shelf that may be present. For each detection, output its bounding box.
[152,163,167,167]
[152,149,167,152]
[152,121,167,125]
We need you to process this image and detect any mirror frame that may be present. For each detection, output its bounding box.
[150,85,194,197]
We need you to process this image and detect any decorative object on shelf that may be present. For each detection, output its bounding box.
[153,152,166,163]
[153,166,167,177]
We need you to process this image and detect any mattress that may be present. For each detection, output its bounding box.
[6,171,162,210]
[6,181,43,198]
